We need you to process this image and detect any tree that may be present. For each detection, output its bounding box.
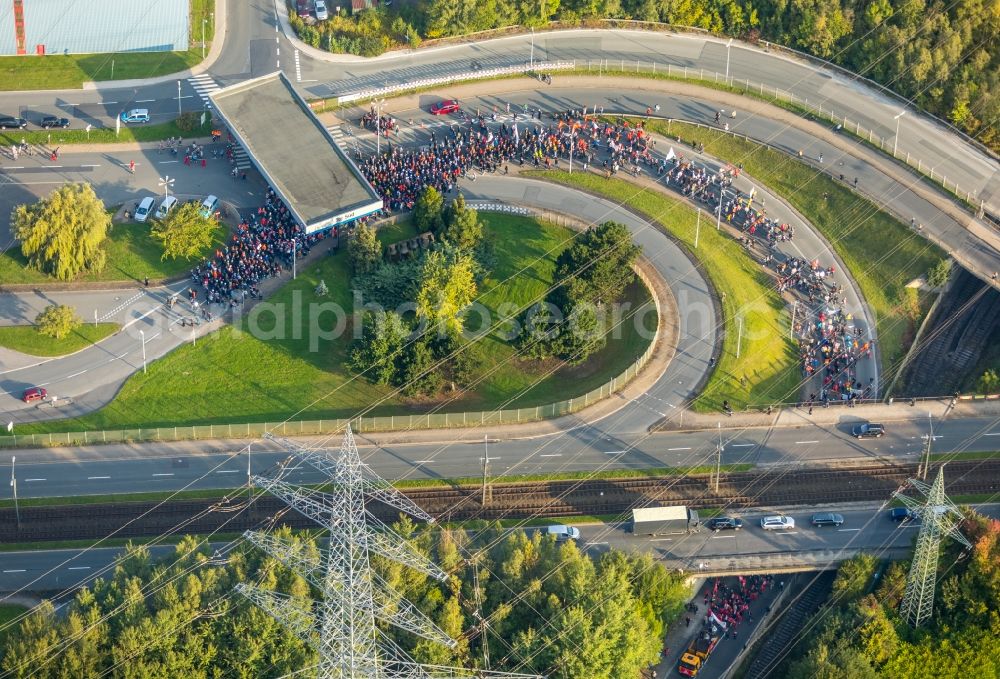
[926,258,953,288]
[554,221,640,308]
[14,182,110,281]
[415,249,477,333]
[349,310,409,385]
[150,201,217,261]
[978,369,1000,394]
[413,186,445,233]
[441,194,483,251]
[35,304,82,340]
[349,221,383,275]
[549,301,606,364]
[400,340,444,396]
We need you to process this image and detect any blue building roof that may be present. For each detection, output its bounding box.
[0,0,190,56]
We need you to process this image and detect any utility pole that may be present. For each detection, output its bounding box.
[481,434,493,506]
[139,329,147,374]
[919,413,933,480]
[177,80,182,116]
[10,455,20,530]
[894,466,972,627]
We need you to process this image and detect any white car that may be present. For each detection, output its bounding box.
[760,515,795,531]
[154,195,177,220]
[546,525,581,542]
[315,0,329,20]
[200,194,219,218]
[134,196,156,223]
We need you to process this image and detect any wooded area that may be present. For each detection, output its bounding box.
[291,0,999,151]
[0,521,690,678]
[780,511,1000,678]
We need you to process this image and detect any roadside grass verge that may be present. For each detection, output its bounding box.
[0,605,27,645]
[0,323,119,357]
[0,216,227,285]
[929,450,1000,461]
[0,118,213,148]
[528,169,800,411]
[643,120,943,380]
[11,213,653,433]
[0,0,215,90]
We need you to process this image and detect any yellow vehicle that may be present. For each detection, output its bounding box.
[677,630,720,676]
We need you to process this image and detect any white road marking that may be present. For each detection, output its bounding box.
[79,164,100,167]
[152,473,174,477]
[603,450,626,455]
[6,166,23,169]
[711,535,735,539]
[586,541,609,546]
[64,370,86,379]
[135,99,156,103]
[216,469,240,474]
[838,528,861,532]
[778,531,800,535]
[87,476,110,480]
[731,443,755,447]
[286,466,302,470]
[539,454,562,457]
[24,478,46,482]
[48,165,63,168]
[413,460,434,464]
[795,441,819,444]
[101,101,118,104]
[158,160,179,164]
[67,566,92,570]
[668,447,691,451]
[650,538,673,541]
[984,432,1000,436]
[3,570,26,573]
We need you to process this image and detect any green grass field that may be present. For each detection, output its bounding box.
[646,121,943,378]
[0,117,213,148]
[0,604,27,646]
[0,217,226,285]
[0,0,215,90]
[529,170,800,411]
[14,214,655,433]
[0,323,119,357]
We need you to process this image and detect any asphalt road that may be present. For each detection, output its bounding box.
[3,411,1000,499]
[4,504,997,594]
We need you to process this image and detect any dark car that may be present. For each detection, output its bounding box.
[811,512,845,527]
[430,99,460,115]
[0,115,27,129]
[889,507,917,523]
[852,422,885,439]
[22,386,47,403]
[39,115,70,129]
[707,516,744,531]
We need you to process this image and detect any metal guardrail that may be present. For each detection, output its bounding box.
[0,202,659,449]
[335,61,576,104]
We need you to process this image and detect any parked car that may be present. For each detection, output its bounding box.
[120,108,150,124]
[0,115,28,129]
[200,194,220,218]
[545,525,580,542]
[315,0,329,19]
[134,197,156,223]
[889,507,917,523]
[296,0,311,17]
[39,115,70,129]
[430,99,460,115]
[760,515,795,530]
[706,516,744,531]
[22,386,47,403]
[811,512,845,527]
[852,422,885,439]
[154,195,177,220]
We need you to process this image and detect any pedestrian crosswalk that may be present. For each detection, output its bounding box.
[187,74,220,108]
[327,125,346,148]
[231,144,251,170]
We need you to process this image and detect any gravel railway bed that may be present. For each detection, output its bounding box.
[1,461,996,543]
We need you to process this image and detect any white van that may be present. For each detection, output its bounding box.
[315,0,329,19]
[120,108,150,124]
[154,195,177,220]
[200,194,219,218]
[134,197,156,222]
[546,525,581,542]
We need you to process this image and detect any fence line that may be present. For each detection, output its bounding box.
[0,202,658,449]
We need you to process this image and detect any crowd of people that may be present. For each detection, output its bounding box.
[188,188,332,307]
[702,575,776,639]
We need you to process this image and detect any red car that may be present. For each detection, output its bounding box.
[430,99,460,115]
[22,386,47,403]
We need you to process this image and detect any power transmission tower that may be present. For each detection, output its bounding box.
[893,465,972,628]
[237,426,541,679]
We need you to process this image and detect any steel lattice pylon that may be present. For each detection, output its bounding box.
[892,465,972,628]
[236,426,543,679]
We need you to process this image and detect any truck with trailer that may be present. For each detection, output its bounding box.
[677,630,721,677]
[631,506,700,535]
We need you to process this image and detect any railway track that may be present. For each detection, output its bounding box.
[2,461,997,543]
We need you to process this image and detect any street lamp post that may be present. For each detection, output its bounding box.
[725,38,734,82]
[202,18,207,60]
[10,455,19,530]
[530,27,534,69]
[139,330,147,374]
[893,110,906,158]
[372,98,386,156]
